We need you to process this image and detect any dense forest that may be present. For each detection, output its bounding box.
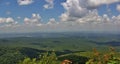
[0,46,119,64]
[0,36,120,64]
[19,47,120,64]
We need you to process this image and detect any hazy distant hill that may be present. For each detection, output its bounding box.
[0,32,120,38]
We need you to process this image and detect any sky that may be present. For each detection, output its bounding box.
[0,0,120,34]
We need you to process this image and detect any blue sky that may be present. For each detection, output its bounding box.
[0,0,66,23]
[98,2,120,16]
[0,0,120,33]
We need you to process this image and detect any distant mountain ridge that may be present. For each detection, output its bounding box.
[0,32,120,38]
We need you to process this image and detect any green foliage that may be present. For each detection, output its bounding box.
[58,55,89,64]
[18,58,37,64]
[0,52,24,64]
[0,37,120,64]
[18,51,59,64]
[0,47,45,64]
[86,47,120,64]
[0,47,25,64]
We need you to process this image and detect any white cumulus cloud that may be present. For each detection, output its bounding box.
[0,17,18,27]
[86,0,120,9]
[60,0,120,22]
[60,0,88,22]
[17,0,34,5]
[57,0,120,33]
[24,13,41,25]
[47,18,58,24]
[117,4,120,12]
[43,0,54,9]
[0,0,120,33]
[0,17,15,24]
